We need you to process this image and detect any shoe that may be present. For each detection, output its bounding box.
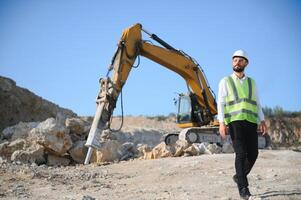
[239,187,251,199]
[233,174,238,184]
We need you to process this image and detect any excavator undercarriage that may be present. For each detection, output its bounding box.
[164,127,269,149]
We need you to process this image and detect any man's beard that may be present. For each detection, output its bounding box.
[233,66,245,72]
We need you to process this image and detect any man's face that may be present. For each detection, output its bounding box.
[232,57,248,72]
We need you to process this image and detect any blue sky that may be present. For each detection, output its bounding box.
[0,0,300,116]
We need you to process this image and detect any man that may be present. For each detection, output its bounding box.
[217,49,267,199]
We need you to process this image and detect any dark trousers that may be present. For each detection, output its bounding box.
[228,120,258,189]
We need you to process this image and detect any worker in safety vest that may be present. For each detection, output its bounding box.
[217,49,268,199]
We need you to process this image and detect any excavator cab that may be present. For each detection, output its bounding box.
[176,93,210,128]
[176,94,192,123]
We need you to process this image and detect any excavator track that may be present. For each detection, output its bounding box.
[164,126,269,149]
[164,134,180,146]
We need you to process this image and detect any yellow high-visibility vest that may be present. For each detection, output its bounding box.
[224,75,258,125]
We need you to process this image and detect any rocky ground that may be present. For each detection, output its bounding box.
[1,150,301,200]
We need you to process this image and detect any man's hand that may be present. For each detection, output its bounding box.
[219,122,228,139]
[259,121,268,135]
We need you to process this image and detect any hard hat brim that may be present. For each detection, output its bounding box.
[232,56,248,62]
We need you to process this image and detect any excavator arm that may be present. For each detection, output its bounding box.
[84,23,217,164]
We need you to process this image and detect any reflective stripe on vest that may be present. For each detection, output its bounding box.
[224,76,258,124]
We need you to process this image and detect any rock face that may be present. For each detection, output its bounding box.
[0,76,76,132]
[267,117,301,147]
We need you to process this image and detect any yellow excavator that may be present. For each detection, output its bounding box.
[84,23,267,164]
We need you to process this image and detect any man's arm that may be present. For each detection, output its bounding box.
[217,78,228,138]
[254,82,268,134]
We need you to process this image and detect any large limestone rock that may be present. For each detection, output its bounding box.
[173,140,190,157]
[140,140,203,159]
[194,143,219,155]
[207,143,222,154]
[2,121,39,141]
[136,144,152,159]
[0,139,26,159]
[198,143,223,154]
[222,142,234,153]
[30,118,72,156]
[183,144,201,156]
[11,144,45,165]
[95,140,122,163]
[65,118,90,136]
[0,76,77,133]
[0,142,10,157]
[142,142,174,159]
[118,142,137,161]
[69,140,88,163]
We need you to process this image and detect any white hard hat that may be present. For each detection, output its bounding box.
[232,49,249,62]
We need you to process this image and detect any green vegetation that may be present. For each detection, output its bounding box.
[263,106,301,118]
[124,107,301,120]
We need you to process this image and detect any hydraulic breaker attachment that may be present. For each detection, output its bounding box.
[84,78,119,164]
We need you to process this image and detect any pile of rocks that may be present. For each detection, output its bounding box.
[140,140,234,160]
[0,113,235,166]
[0,113,163,165]
[0,114,90,166]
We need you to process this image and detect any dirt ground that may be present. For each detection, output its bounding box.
[1,149,300,200]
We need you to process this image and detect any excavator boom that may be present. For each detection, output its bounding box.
[108,23,217,114]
